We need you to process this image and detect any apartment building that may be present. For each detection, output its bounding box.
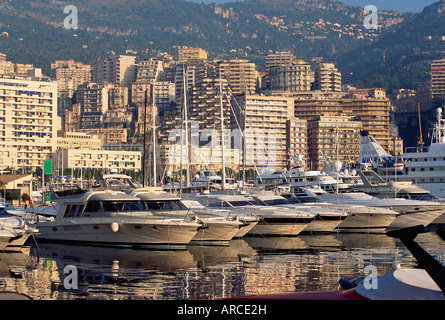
[131,80,153,106]
[64,103,82,132]
[269,59,313,92]
[265,52,296,89]
[80,127,128,145]
[74,83,109,128]
[53,148,141,171]
[307,116,362,170]
[217,59,257,95]
[286,119,307,169]
[431,59,445,97]
[189,77,232,133]
[92,55,137,89]
[56,131,102,150]
[51,59,92,93]
[178,47,208,61]
[136,58,164,82]
[313,63,342,92]
[0,75,58,170]
[232,95,294,171]
[108,86,129,109]
[292,89,391,152]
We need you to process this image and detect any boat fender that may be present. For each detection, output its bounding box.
[110,222,119,232]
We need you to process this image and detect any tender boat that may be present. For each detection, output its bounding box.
[36,189,204,248]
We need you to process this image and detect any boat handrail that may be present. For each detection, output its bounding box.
[404,146,429,154]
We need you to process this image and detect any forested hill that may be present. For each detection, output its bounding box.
[0,0,412,78]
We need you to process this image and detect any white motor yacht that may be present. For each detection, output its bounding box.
[285,188,400,233]
[250,193,348,233]
[180,199,259,238]
[313,189,445,232]
[380,108,445,198]
[0,228,16,250]
[36,189,203,248]
[187,194,315,237]
[129,187,245,244]
[0,204,37,251]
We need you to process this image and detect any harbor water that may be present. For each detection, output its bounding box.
[0,232,444,300]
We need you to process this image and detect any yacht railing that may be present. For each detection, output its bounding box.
[404,146,429,153]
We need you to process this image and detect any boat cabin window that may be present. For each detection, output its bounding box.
[64,204,85,218]
[84,201,104,213]
[102,201,145,212]
[208,201,232,208]
[228,200,260,206]
[143,200,187,211]
[262,199,291,206]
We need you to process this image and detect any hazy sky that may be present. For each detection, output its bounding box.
[337,0,439,13]
[186,0,440,13]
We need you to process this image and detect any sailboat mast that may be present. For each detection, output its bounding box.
[183,66,190,188]
[142,90,148,187]
[242,93,247,191]
[220,76,226,190]
[151,84,157,187]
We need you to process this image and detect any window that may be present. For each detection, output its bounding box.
[84,201,103,213]
[64,204,77,218]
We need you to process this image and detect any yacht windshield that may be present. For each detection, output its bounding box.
[102,201,145,212]
[263,199,291,205]
[143,200,188,211]
[228,200,259,206]
[0,207,10,217]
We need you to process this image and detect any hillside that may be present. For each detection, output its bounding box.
[0,0,413,76]
[336,0,445,91]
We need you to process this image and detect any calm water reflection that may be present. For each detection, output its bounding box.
[0,233,443,300]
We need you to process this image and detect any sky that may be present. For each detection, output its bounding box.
[186,0,440,13]
[337,0,439,13]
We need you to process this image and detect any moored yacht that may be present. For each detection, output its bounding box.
[187,194,315,236]
[362,108,445,198]
[253,166,351,194]
[249,193,348,233]
[129,187,245,244]
[180,199,259,238]
[0,228,16,250]
[1,204,38,251]
[283,188,400,233]
[36,189,203,248]
[312,187,445,232]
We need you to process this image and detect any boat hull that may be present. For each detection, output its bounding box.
[335,210,398,233]
[302,218,345,233]
[247,219,310,236]
[36,219,200,247]
[191,221,242,243]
